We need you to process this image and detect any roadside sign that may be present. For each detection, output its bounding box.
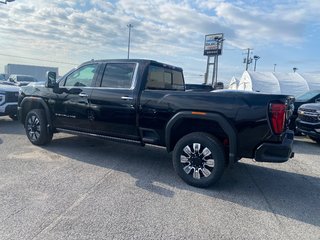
[204,33,224,56]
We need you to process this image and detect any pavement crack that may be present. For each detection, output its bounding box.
[30,168,116,240]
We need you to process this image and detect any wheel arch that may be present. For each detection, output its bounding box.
[20,97,52,128]
[165,111,237,166]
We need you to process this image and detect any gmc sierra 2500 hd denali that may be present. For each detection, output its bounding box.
[18,59,294,187]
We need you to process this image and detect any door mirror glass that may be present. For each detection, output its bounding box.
[46,71,57,88]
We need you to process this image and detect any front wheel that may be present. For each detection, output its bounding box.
[25,109,53,145]
[172,132,225,188]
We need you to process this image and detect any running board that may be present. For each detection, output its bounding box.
[56,128,143,145]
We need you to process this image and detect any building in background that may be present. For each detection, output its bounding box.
[228,76,240,90]
[233,71,320,96]
[4,64,58,82]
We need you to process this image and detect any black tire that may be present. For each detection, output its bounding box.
[9,114,18,121]
[309,136,320,144]
[172,132,225,188]
[25,109,53,145]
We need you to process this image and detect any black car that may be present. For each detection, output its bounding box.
[296,103,320,143]
[289,90,320,132]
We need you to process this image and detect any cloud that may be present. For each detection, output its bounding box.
[0,1,310,49]
[0,0,319,79]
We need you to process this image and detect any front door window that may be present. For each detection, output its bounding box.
[65,64,98,87]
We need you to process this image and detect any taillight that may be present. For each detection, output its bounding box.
[270,103,286,134]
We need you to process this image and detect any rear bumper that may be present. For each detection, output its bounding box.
[255,130,294,163]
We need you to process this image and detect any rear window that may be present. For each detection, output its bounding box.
[146,65,184,90]
[296,90,320,101]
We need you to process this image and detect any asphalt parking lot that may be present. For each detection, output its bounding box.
[0,116,319,240]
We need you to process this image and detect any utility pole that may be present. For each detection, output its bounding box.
[127,24,133,59]
[243,48,253,71]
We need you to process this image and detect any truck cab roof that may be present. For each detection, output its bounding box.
[80,59,183,72]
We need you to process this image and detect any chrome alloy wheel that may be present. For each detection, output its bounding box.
[180,143,215,179]
[26,115,41,141]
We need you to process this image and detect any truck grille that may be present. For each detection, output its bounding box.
[5,92,19,103]
[299,114,319,123]
[299,108,317,113]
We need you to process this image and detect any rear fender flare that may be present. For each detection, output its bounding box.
[165,111,237,166]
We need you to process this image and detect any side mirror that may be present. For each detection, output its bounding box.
[315,98,320,103]
[45,71,57,88]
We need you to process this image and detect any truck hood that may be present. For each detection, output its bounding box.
[299,103,320,111]
[0,84,20,92]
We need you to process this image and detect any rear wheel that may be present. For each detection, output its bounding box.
[172,132,225,188]
[25,109,53,145]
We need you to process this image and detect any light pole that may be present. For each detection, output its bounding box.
[127,24,133,59]
[273,64,277,72]
[0,0,15,4]
[293,67,298,73]
[253,55,260,71]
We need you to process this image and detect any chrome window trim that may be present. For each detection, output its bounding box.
[58,62,139,91]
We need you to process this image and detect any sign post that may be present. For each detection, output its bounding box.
[203,33,224,87]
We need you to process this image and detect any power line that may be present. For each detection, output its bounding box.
[0,53,78,65]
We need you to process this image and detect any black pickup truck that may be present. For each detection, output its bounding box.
[18,59,294,187]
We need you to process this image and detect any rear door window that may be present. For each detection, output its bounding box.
[100,63,136,88]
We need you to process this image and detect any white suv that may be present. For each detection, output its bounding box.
[0,84,20,120]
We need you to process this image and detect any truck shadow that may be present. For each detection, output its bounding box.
[43,134,320,228]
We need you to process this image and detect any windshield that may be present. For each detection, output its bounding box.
[16,76,37,82]
[296,90,320,101]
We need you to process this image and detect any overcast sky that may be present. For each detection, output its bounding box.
[0,0,319,84]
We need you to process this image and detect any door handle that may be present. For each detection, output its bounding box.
[121,96,133,100]
[79,93,88,97]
